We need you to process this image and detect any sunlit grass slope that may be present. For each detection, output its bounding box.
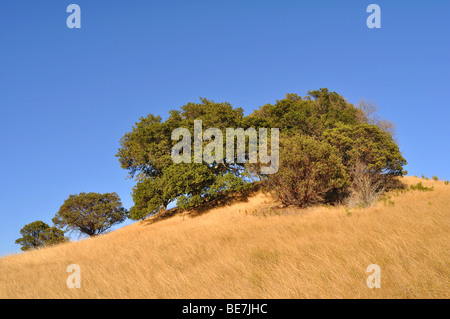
[0,176,448,299]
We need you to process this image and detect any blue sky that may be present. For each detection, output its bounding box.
[0,0,449,256]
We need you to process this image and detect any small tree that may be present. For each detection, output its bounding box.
[15,221,65,251]
[52,192,128,237]
[267,134,349,208]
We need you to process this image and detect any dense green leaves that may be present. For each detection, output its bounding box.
[52,192,128,237]
[117,114,173,179]
[267,134,349,207]
[117,99,250,220]
[249,89,407,207]
[129,164,216,219]
[248,88,359,136]
[15,221,66,251]
[323,123,407,176]
[117,88,407,214]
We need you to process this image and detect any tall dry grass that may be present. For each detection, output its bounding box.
[0,176,448,299]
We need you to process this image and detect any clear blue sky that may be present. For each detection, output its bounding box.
[0,0,449,256]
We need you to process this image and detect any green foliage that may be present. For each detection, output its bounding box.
[52,192,128,237]
[117,98,251,220]
[117,89,407,214]
[116,114,173,179]
[247,90,406,208]
[39,226,66,246]
[432,175,439,181]
[322,123,407,177]
[267,134,349,208]
[15,221,66,251]
[117,99,245,181]
[130,164,216,219]
[204,173,250,200]
[129,177,170,220]
[177,172,251,210]
[409,182,434,192]
[321,123,406,207]
[445,181,449,185]
[248,89,359,137]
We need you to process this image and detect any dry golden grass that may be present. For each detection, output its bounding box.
[0,176,449,299]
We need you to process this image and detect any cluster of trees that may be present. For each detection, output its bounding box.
[117,88,406,219]
[16,88,407,250]
[16,192,127,251]
[250,91,406,207]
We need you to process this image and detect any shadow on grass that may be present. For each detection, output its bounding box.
[140,183,263,226]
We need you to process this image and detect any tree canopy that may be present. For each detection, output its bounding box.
[117,99,251,220]
[52,192,128,237]
[15,221,66,251]
[117,88,407,215]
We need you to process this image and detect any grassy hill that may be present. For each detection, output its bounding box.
[0,176,448,299]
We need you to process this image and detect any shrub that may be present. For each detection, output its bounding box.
[410,182,434,192]
[267,134,348,208]
[432,176,439,181]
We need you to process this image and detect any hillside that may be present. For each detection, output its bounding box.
[0,176,448,299]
